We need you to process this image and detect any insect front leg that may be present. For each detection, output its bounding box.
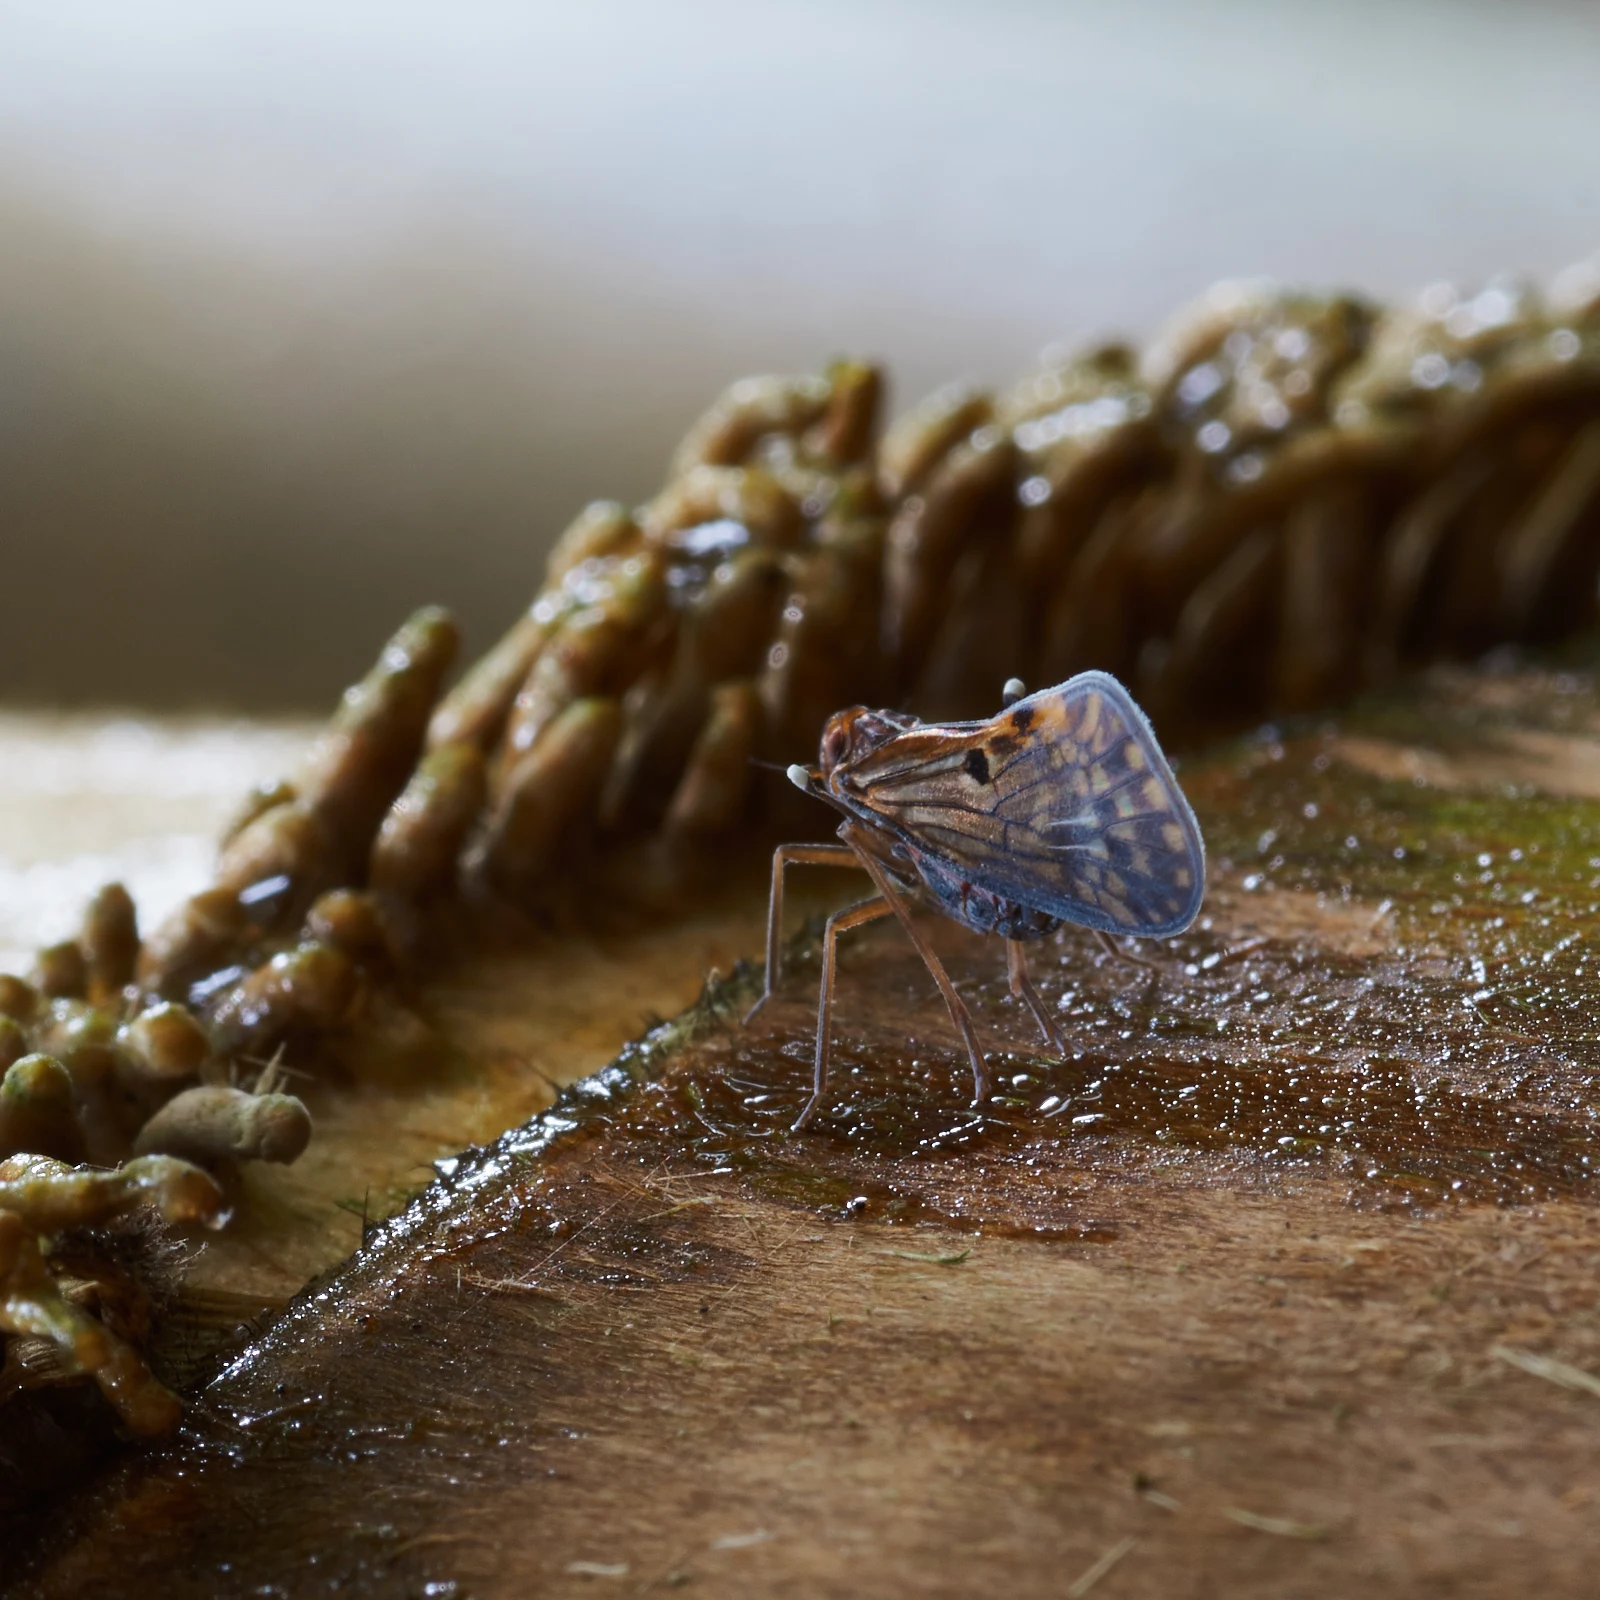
[1005,938,1066,1055]
[840,827,993,1109]
[792,895,894,1132]
[744,842,865,1025]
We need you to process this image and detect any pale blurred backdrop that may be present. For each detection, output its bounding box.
[2,0,1598,710]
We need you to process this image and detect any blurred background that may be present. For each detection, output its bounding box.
[2,0,1597,712]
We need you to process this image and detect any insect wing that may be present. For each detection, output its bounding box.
[838,671,1205,936]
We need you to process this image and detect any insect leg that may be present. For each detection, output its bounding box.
[792,896,893,1132]
[1006,939,1066,1055]
[840,829,992,1108]
[1093,927,1157,972]
[744,842,864,1025]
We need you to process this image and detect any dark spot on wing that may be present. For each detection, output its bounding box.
[1010,705,1035,733]
[985,732,1021,763]
[964,748,991,784]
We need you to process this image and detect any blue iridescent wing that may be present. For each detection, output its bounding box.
[835,671,1205,936]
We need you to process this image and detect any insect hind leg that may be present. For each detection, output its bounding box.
[1093,927,1158,973]
[1006,938,1065,1055]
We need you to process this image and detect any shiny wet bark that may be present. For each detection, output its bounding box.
[13,657,1600,1598]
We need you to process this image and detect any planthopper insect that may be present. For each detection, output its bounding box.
[744,671,1206,1130]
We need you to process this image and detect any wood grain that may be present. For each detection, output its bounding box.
[11,658,1600,1597]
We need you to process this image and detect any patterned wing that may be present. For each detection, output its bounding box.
[837,671,1205,936]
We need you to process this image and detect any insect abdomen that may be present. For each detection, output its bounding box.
[910,846,1060,939]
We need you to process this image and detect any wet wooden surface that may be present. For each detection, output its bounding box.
[11,660,1600,1596]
